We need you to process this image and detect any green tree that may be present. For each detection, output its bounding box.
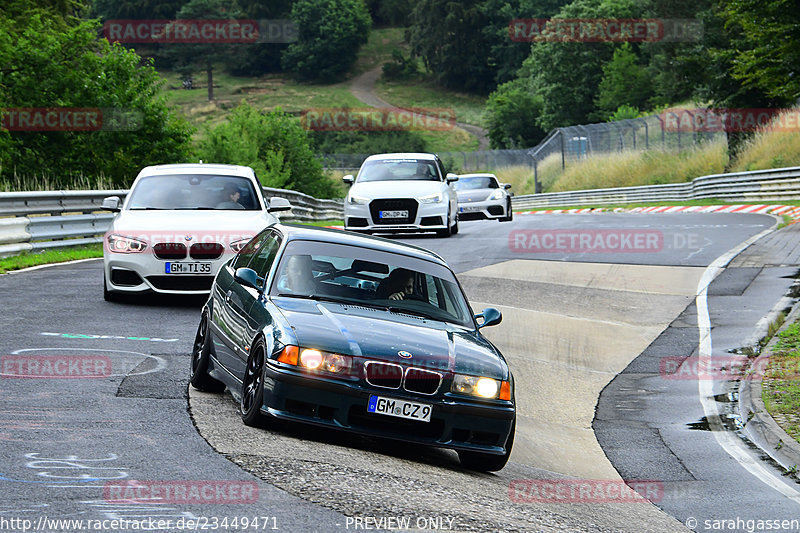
[593,43,652,121]
[163,0,246,101]
[0,12,193,186]
[407,0,495,93]
[719,0,800,104]
[518,0,645,130]
[485,78,547,148]
[226,0,293,76]
[198,103,336,198]
[281,0,371,82]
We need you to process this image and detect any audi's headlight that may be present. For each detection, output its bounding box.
[348,195,369,205]
[489,189,505,200]
[419,193,443,204]
[451,374,511,400]
[107,234,147,253]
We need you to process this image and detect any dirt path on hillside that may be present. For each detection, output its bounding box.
[349,66,490,150]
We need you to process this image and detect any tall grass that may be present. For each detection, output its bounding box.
[730,109,800,172]
[547,140,728,192]
[0,169,118,192]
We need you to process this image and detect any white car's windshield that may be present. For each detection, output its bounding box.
[453,176,499,190]
[357,159,440,182]
[127,175,261,211]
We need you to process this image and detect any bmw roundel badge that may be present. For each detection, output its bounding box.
[398,351,412,359]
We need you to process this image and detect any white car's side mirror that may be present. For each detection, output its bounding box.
[267,197,292,212]
[342,175,354,184]
[101,196,121,212]
[446,173,459,183]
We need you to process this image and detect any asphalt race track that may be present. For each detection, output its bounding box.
[1,212,798,532]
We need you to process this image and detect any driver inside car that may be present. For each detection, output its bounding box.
[376,268,416,301]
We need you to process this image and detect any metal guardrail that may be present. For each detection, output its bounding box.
[512,166,800,209]
[1,166,798,258]
[0,187,344,258]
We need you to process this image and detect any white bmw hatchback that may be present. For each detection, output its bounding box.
[101,163,290,301]
[342,153,460,237]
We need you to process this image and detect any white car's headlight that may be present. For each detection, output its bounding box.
[107,234,147,253]
[451,374,511,400]
[348,195,369,205]
[419,193,443,204]
[230,238,251,253]
[489,189,505,200]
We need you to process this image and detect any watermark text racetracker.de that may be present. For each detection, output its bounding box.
[660,108,800,133]
[300,107,456,132]
[103,479,258,504]
[508,18,702,42]
[509,479,664,503]
[1,355,111,379]
[0,108,142,132]
[104,19,297,43]
[509,229,704,254]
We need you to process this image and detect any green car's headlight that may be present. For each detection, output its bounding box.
[451,374,511,400]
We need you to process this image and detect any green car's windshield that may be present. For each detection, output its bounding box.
[269,240,473,327]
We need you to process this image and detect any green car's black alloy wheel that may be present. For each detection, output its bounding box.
[240,339,268,426]
[189,313,225,392]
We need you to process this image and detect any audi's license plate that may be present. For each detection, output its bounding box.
[165,262,211,274]
[367,395,431,422]
[379,210,408,219]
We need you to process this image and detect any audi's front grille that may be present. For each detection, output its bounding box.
[153,243,187,260]
[369,199,418,225]
[364,361,443,395]
[190,242,224,260]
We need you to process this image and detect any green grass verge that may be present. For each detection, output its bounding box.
[0,245,103,274]
[374,78,487,128]
[762,319,800,444]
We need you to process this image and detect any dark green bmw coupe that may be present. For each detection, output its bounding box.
[190,223,515,471]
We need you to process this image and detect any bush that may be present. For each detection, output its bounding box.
[310,130,427,155]
[197,102,337,198]
[281,0,372,82]
[0,15,194,187]
[382,49,419,80]
[485,78,547,149]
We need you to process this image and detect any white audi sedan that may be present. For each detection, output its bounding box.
[453,173,513,222]
[101,163,290,301]
[342,153,460,237]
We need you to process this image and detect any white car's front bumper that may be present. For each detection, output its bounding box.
[457,198,508,220]
[344,199,450,232]
[104,251,234,295]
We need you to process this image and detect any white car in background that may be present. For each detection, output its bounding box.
[342,153,460,237]
[453,173,513,222]
[101,163,291,301]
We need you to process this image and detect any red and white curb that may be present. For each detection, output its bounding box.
[518,204,800,220]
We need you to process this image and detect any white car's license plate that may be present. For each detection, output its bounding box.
[459,206,481,213]
[165,262,212,274]
[379,210,408,219]
[367,395,431,422]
